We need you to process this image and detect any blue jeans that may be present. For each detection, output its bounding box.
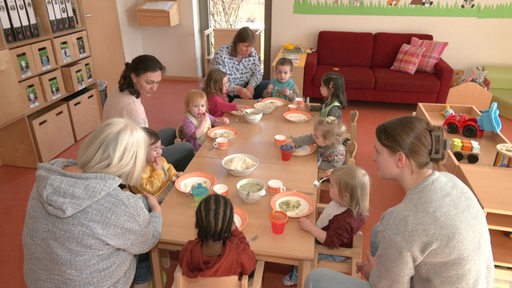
[134,196,152,284]
[288,254,347,284]
[227,80,269,102]
[157,128,195,171]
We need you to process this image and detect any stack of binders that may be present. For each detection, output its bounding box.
[45,0,76,33]
[0,0,39,43]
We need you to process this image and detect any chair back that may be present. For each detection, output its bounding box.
[313,230,364,276]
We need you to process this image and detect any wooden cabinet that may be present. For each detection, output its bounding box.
[0,0,101,168]
[136,0,180,27]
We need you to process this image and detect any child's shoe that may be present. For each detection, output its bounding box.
[282,273,297,286]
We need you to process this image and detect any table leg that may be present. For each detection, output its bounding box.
[150,246,164,288]
[297,259,312,288]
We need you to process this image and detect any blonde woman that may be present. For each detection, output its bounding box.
[23,118,162,288]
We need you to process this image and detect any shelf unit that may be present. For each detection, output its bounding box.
[416,103,512,282]
[0,0,101,167]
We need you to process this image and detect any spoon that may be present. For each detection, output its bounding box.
[313,177,329,188]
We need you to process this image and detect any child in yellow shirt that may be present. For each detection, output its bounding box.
[132,127,182,203]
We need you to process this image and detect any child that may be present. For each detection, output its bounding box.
[263,57,301,101]
[178,194,257,279]
[182,89,229,151]
[204,68,247,117]
[289,117,347,171]
[307,72,347,120]
[282,165,370,286]
[131,127,182,203]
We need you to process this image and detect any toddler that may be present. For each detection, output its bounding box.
[290,117,347,170]
[204,68,247,117]
[283,165,370,286]
[131,127,182,203]
[182,89,229,151]
[263,57,301,101]
[178,194,257,279]
[307,72,347,120]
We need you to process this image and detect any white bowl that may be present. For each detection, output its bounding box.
[254,102,276,115]
[237,178,266,203]
[222,153,259,177]
[243,108,263,124]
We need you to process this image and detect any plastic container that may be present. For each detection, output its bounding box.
[97,80,108,107]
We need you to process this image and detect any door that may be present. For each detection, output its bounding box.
[80,0,125,102]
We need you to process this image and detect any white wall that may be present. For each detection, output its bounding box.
[271,0,512,70]
[117,0,512,78]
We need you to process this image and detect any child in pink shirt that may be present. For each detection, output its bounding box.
[204,69,247,117]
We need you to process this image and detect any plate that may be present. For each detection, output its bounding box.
[233,207,248,231]
[262,97,288,106]
[270,191,316,218]
[230,110,244,116]
[283,111,312,123]
[292,144,317,156]
[208,126,239,139]
[175,172,216,193]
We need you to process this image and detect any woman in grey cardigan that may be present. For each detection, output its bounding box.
[23,118,162,288]
[306,116,493,288]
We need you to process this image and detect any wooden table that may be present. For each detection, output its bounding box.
[272,48,308,96]
[151,100,319,288]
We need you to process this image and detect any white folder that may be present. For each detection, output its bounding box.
[15,0,32,39]
[45,0,57,32]
[0,0,16,43]
[23,0,38,37]
[64,0,74,28]
[5,0,23,40]
[57,0,68,30]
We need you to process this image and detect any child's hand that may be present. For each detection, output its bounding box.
[356,252,376,280]
[283,87,290,96]
[222,117,229,125]
[285,139,295,148]
[266,84,274,93]
[151,157,163,171]
[236,104,248,111]
[144,193,162,214]
[304,103,312,111]
[298,217,315,233]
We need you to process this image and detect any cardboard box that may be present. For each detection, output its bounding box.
[61,62,86,93]
[10,45,37,80]
[20,77,45,110]
[136,1,180,26]
[52,35,76,65]
[29,102,74,162]
[39,69,66,101]
[66,89,101,141]
[71,31,90,59]
[78,58,95,84]
[30,40,57,73]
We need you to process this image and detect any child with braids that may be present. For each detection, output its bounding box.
[178,194,256,279]
[289,117,348,171]
[306,72,347,121]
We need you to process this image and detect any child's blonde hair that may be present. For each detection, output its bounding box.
[185,89,208,111]
[314,116,346,145]
[330,165,370,217]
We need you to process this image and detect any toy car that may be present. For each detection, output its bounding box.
[450,138,480,164]
[442,102,502,138]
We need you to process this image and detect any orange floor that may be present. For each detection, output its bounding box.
[1,80,511,287]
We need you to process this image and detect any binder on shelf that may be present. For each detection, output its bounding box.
[6,0,23,41]
[63,0,74,28]
[15,0,32,39]
[45,0,58,33]
[0,0,16,43]
[57,0,68,30]
[51,0,64,32]
[23,0,38,37]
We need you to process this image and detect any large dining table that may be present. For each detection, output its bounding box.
[150,99,320,288]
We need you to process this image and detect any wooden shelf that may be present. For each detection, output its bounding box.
[136,0,180,27]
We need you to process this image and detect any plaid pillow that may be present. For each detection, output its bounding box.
[390,44,425,75]
[411,37,448,73]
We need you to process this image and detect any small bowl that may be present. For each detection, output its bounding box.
[243,108,263,124]
[283,43,295,50]
[222,153,259,177]
[254,102,276,115]
[237,178,266,203]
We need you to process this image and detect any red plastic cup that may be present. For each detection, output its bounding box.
[280,144,293,161]
[270,210,288,234]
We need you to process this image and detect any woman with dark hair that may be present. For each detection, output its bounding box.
[305,116,493,288]
[178,194,256,279]
[211,26,268,101]
[103,54,194,171]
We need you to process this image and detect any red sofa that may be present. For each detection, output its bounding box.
[303,31,454,104]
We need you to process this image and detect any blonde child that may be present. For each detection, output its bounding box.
[204,69,247,117]
[182,89,229,151]
[307,72,347,120]
[131,127,182,203]
[289,117,347,170]
[263,57,301,101]
[283,165,370,286]
[178,194,257,279]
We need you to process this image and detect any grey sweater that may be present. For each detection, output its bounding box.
[292,133,346,170]
[370,171,493,288]
[23,159,162,288]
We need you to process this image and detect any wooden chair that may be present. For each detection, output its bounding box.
[174,124,185,144]
[349,110,359,142]
[171,260,265,288]
[313,203,364,276]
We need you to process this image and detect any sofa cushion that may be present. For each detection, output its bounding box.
[484,66,512,89]
[373,68,440,93]
[314,65,375,90]
[373,33,433,68]
[411,37,448,73]
[317,31,374,67]
[390,44,425,75]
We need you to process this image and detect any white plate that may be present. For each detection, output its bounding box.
[174,172,216,193]
[275,196,311,217]
[292,144,317,156]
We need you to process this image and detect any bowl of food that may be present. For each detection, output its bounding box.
[254,101,276,115]
[243,108,263,124]
[222,153,259,177]
[237,178,266,203]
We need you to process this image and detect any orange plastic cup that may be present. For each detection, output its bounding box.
[270,210,288,234]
